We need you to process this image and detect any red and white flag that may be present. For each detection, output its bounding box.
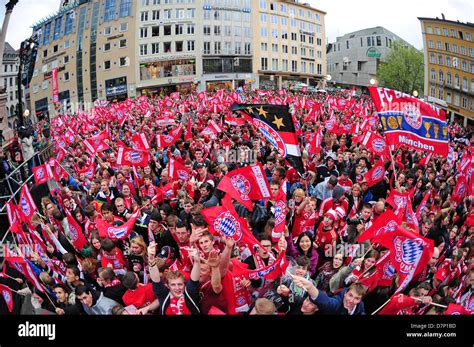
[308,127,323,155]
[231,251,289,281]
[363,159,385,187]
[416,190,431,220]
[33,164,53,185]
[156,126,182,148]
[168,157,191,181]
[131,133,150,151]
[272,186,287,243]
[78,160,96,180]
[5,257,45,293]
[378,294,417,315]
[357,209,402,242]
[452,176,468,204]
[0,284,13,312]
[96,211,139,240]
[217,164,271,211]
[18,185,37,225]
[48,159,69,181]
[65,210,88,251]
[200,120,222,137]
[445,303,470,315]
[361,131,389,158]
[116,147,150,167]
[6,201,22,233]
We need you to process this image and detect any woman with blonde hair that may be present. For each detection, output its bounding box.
[128,236,148,281]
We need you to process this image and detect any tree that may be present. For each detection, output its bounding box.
[376,42,424,96]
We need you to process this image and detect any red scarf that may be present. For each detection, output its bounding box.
[166,296,191,315]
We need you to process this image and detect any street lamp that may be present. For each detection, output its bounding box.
[17,35,38,130]
[413,90,419,97]
[326,74,332,81]
[370,78,377,86]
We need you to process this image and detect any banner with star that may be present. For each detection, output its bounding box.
[231,103,305,174]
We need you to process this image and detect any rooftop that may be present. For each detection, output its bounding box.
[332,26,414,48]
[3,42,18,58]
[418,16,474,29]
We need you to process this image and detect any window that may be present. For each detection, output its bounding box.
[310,62,315,74]
[291,46,297,55]
[176,25,183,35]
[152,10,159,21]
[462,97,468,109]
[301,47,306,56]
[260,0,267,9]
[120,57,129,67]
[151,43,160,54]
[435,27,440,35]
[438,70,444,83]
[453,93,459,106]
[291,33,297,41]
[430,68,436,81]
[214,42,221,54]
[282,45,288,53]
[120,23,128,31]
[164,25,172,35]
[64,13,74,35]
[163,9,171,19]
[376,36,381,46]
[460,46,466,55]
[454,74,460,88]
[462,60,467,71]
[437,41,442,50]
[152,26,159,37]
[64,55,69,64]
[346,40,349,49]
[467,32,472,41]
[164,42,171,52]
[104,42,111,51]
[282,59,288,71]
[446,72,451,85]
[261,42,267,51]
[291,60,297,72]
[119,39,127,48]
[43,22,51,46]
[261,28,267,37]
[119,0,132,17]
[234,42,241,54]
[427,26,433,34]
[445,42,450,51]
[140,27,148,38]
[271,58,278,71]
[187,24,195,35]
[261,14,267,23]
[452,44,458,53]
[214,26,221,36]
[53,17,62,40]
[141,11,149,21]
[446,91,452,103]
[140,44,148,56]
[104,27,112,35]
[64,72,70,81]
[272,44,278,52]
[235,27,241,37]
[204,26,211,35]
[42,81,48,90]
[429,53,436,64]
[450,29,456,38]
[224,26,231,36]
[53,45,59,53]
[429,40,434,48]
[104,60,111,70]
[187,8,195,18]
[204,42,210,54]
[213,10,220,20]
[244,43,251,55]
[462,77,468,91]
[438,55,444,65]
[176,8,185,19]
[261,57,268,70]
[104,0,117,22]
[442,28,448,36]
[176,41,183,52]
[187,40,195,51]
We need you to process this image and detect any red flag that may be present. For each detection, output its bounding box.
[0,284,13,312]
[65,211,88,251]
[373,226,434,294]
[224,116,246,126]
[168,157,191,181]
[378,294,417,315]
[361,131,389,158]
[156,126,182,148]
[217,164,271,211]
[308,127,323,155]
[78,160,96,180]
[272,186,287,243]
[386,190,411,214]
[452,176,467,204]
[208,306,226,315]
[416,190,431,220]
[357,209,402,242]
[200,120,222,137]
[445,303,469,315]
[375,251,397,287]
[5,257,45,293]
[83,137,109,154]
[184,117,193,141]
[48,159,69,181]
[363,159,385,187]
[131,133,150,151]
[116,147,150,167]
[56,145,67,163]
[18,185,38,225]
[418,152,433,167]
[6,201,22,234]
[96,211,139,240]
[162,183,176,200]
[33,164,53,185]
[231,251,289,281]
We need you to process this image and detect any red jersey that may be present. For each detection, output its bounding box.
[122,283,155,308]
[101,248,128,271]
[338,177,353,191]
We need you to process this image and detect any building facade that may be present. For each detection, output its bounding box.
[29,0,137,119]
[326,26,413,89]
[29,0,327,117]
[418,16,474,123]
[1,43,20,129]
[254,0,326,89]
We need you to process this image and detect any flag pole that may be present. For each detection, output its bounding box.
[411,297,447,309]
[371,297,393,315]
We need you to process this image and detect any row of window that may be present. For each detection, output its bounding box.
[331,35,394,52]
[260,29,322,45]
[259,0,322,22]
[429,53,473,73]
[203,41,251,55]
[203,9,251,22]
[3,64,18,73]
[260,57,322,74]
[2,77,18,88]
[260,43,322,59]
[140,24,195,38]
[429,85,473,111]
[426,26,472,41]
[140,8,195,21]
[142,0,196,5]
[203,0,251,8]
[203,25,251,37]
[428,40,474,57]
[259,13,322,33]
[430,69,473,91]
[140,41,195,55]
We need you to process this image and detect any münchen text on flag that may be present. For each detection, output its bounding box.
[168,157,191,181]
[231,251,289,281]
[231,103,305,174]
[361,131,389,158]
[116,147,150,167]
[357,209,402,242]
[363,159,385,187]
[131,133,150,151]
[6,201,22,233]
[96,211,139,240]
[65,210,88,251]
[373,226,434,294]
[0,284,13,312]
[156,125,182,148]
[33,164,53,185]
[201,196,266,255]
[18,185,38,225]
[378,294,418,315]
[217,163,271,211]
[369,87,448,157]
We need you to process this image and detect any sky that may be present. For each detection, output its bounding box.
[0,0,473,50]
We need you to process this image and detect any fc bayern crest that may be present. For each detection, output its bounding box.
[177,170,189,180]
[376,220,398,237]
[253,119,287,157]
[394,237,424,274]
[164,135,174,143]
[36,168,45,179]
[213,211,243,241]
[371,166,384,181]
[274,200,286,226]
[403,104,422,130]
[21,197,30,216]
[383,262,396,279]
[2,290,10,303]
[230,174,251,201]
[69,225,79,241]
[371,138,386,153]
[127,151,143,164]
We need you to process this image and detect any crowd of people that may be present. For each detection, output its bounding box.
[0,86,473,316]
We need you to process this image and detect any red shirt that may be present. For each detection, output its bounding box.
[338,177,353,191]
[122,283,155,308]
[166,296,192,315]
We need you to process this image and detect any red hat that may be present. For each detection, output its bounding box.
[325,209,338,222]
[435,268,447,282]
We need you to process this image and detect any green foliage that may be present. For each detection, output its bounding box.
[377,42,424,95]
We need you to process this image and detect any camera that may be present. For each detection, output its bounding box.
[347,216,364,225]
